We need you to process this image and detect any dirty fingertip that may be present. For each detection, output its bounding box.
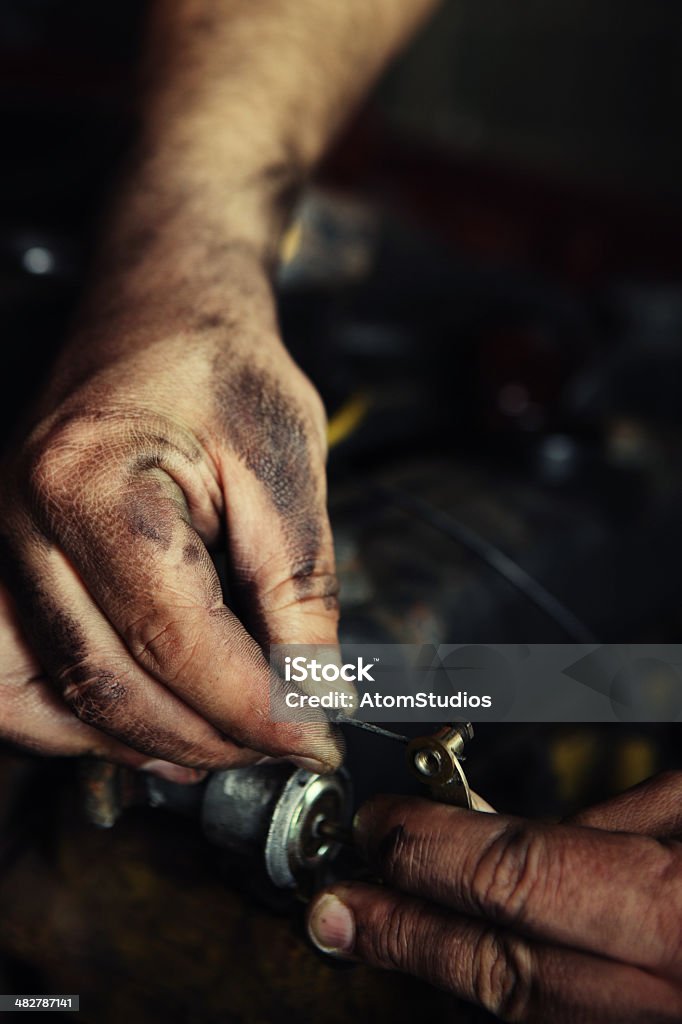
[307,892,355,957]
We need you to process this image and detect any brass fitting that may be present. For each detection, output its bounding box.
[406,723,474,807]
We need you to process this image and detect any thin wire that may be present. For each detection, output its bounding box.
[334,715,409,743]
[376,484,597,644]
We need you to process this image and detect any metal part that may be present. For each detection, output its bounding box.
[334,715,408,744]
[315,819,354,847]
[80,760,146,828]
[200,763,352,888]
[81,722,473,893]
[407,723,474,807]
[264,769,350,888]
[83,760,352,891]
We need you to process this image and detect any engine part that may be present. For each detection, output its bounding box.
[81,721,473,891]
[407,723,474,807]
[199,763,352,889]
[82,760,352,891]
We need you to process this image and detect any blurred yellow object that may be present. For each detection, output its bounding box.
[327,393,371,449]
[279,220,303,265]
[614,736,656,791]
[550,731,598,803]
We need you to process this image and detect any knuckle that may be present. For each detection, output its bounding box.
[25,416,98,518]
[379,823,434,888]
[254,555,339,618]
[28,415,90,475]
[471,928,533,1021]
[286,562,340,614]
[125,610,197,681]
[27,442,65,512]
[291,559,338,590]
[370,900,414,970]
[471,824,550,925]
[63,668,129,728]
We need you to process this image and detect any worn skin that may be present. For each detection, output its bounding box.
[0,274,339,774]
[308,772,682,1022]
[0,0,440,776]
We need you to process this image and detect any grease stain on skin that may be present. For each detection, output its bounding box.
[41,606,88,664]
[212,362,346,622]
[215,366,311,513]
[214,365,323,559]
[292,560,317,583]
[64,671,128,727]
[292,561,340,608]
[0,536,88,666]
[135,454,164,473]
[322,577,340,612]
[182,539,202,564]
[125,492,176,552]
[127,511,164,545]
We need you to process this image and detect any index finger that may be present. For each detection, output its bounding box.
[354,794,682,975]
[565,771,682,838]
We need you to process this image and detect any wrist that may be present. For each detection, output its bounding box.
[103,138,301,275]
[67,145,297,350]
[49,234,284,402]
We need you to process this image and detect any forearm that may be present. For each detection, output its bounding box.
[2,1,436,777]
[80,0,438,335]
[47,0,439,386]
[139,0,438,230]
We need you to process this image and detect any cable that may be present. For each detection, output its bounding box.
[375,484,597,644]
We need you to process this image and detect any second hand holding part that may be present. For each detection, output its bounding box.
[331,719,475,851]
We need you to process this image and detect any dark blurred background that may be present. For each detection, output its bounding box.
[0,2,681,1021]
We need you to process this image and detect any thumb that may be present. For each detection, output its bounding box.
[220,386,341,649]
[222,445,348,768]
[215,366,349,767]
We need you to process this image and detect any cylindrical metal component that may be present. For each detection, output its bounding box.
[201,763,352,889]
[201,763,285,857]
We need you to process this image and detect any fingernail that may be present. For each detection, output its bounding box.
[140,760,206,784]
[308,894,355,956]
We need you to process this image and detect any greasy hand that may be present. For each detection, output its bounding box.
[308,773,682,1022]
[0,251,341,775]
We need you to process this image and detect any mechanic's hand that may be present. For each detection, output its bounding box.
[0,253,341,774]
[308,772,682,1022]
[0,583,203,780]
